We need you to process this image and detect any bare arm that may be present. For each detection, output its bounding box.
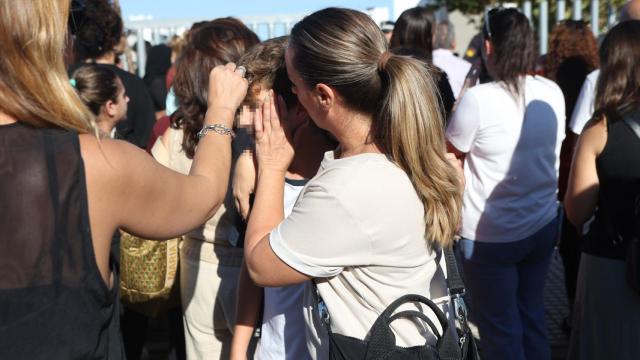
[230,261,262,360]
[83,63,248,282]
[564,118,607,226]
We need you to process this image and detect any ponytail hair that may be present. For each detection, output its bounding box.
[71,65,121,116]
[290,8,461,248]
[378,55,461,247]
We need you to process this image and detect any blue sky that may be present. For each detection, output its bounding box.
[120,0,392,20]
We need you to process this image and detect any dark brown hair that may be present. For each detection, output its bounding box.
[594,20,640,121]
[482,8,536,97]
[74,0,123,61]
[71,65,121,116]
[170,18,259,158]
[389,7,436,62]
[289,8,461,247]
[237,36,296,109]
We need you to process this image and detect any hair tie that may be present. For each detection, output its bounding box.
[378,50,392,72]
[69,79,77,88]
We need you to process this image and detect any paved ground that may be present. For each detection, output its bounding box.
[141,248,573,360]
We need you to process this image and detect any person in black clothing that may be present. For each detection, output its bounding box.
[71,0,155,149]
[565,20,640,359]
[144,44,173,119]
[0,0,249,358]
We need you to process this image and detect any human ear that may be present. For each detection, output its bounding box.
[104,100,117,117]
[315,83,334,109]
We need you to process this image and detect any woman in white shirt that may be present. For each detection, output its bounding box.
[446,8,565,360]
[239,7,463,359]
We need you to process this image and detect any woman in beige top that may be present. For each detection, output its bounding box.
[151,19,259,359]
[241,8,462,359]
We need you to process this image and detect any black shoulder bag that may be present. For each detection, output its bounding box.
[621,113,640,295]
[317,247,479,360]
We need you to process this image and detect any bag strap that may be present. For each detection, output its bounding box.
[443,246,473,357]
[444,247,465,296]
[623,111,640,140]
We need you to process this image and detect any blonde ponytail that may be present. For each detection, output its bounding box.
[377,55,461,248]
[290,7,462,248]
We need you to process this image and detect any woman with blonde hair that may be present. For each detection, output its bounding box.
[0,0,249,358]
[240,7,462,359]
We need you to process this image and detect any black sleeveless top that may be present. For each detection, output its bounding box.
[582,115,640,260]
[0,122,124,359]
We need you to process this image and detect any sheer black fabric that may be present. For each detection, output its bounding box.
[0,122,123,359]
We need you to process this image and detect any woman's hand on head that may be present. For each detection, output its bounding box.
[254,91,294,174]
[207,63,249,121]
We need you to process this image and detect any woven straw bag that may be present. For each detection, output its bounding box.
[119,231,181,317]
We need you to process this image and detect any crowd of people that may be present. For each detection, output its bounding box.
[1,0,640,359]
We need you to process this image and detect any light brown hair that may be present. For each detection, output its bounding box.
[0,0,94,132]
[290,8,461,248]
[238,36,296,109]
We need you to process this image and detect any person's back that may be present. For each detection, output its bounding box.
[0,123,123,359]
[449,75,565,241]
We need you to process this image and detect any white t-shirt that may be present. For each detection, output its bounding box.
[256,178,310,360]
[270,152,453,359]
[433,49,472,99]
[569,69,599,135]
[446,75,565,243]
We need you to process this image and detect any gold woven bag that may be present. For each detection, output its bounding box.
[119,230,181,317]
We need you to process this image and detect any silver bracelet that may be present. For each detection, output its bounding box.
[197,124,235,139]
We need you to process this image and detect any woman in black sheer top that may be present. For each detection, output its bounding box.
[0,0,249,358]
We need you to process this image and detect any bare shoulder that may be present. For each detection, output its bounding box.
[79,135,149,167]
[78,135,152,192]
[579,116,608,156]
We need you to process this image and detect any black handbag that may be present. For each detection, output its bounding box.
[317,247,479,360]
[621,113,640,295]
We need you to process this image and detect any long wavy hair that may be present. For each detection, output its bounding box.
[593,20,640,122]
[290,8,462,248]
[482,8,536,98]
[170,18,259,158]
[0,0,94,132]
[544,20,599,118]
